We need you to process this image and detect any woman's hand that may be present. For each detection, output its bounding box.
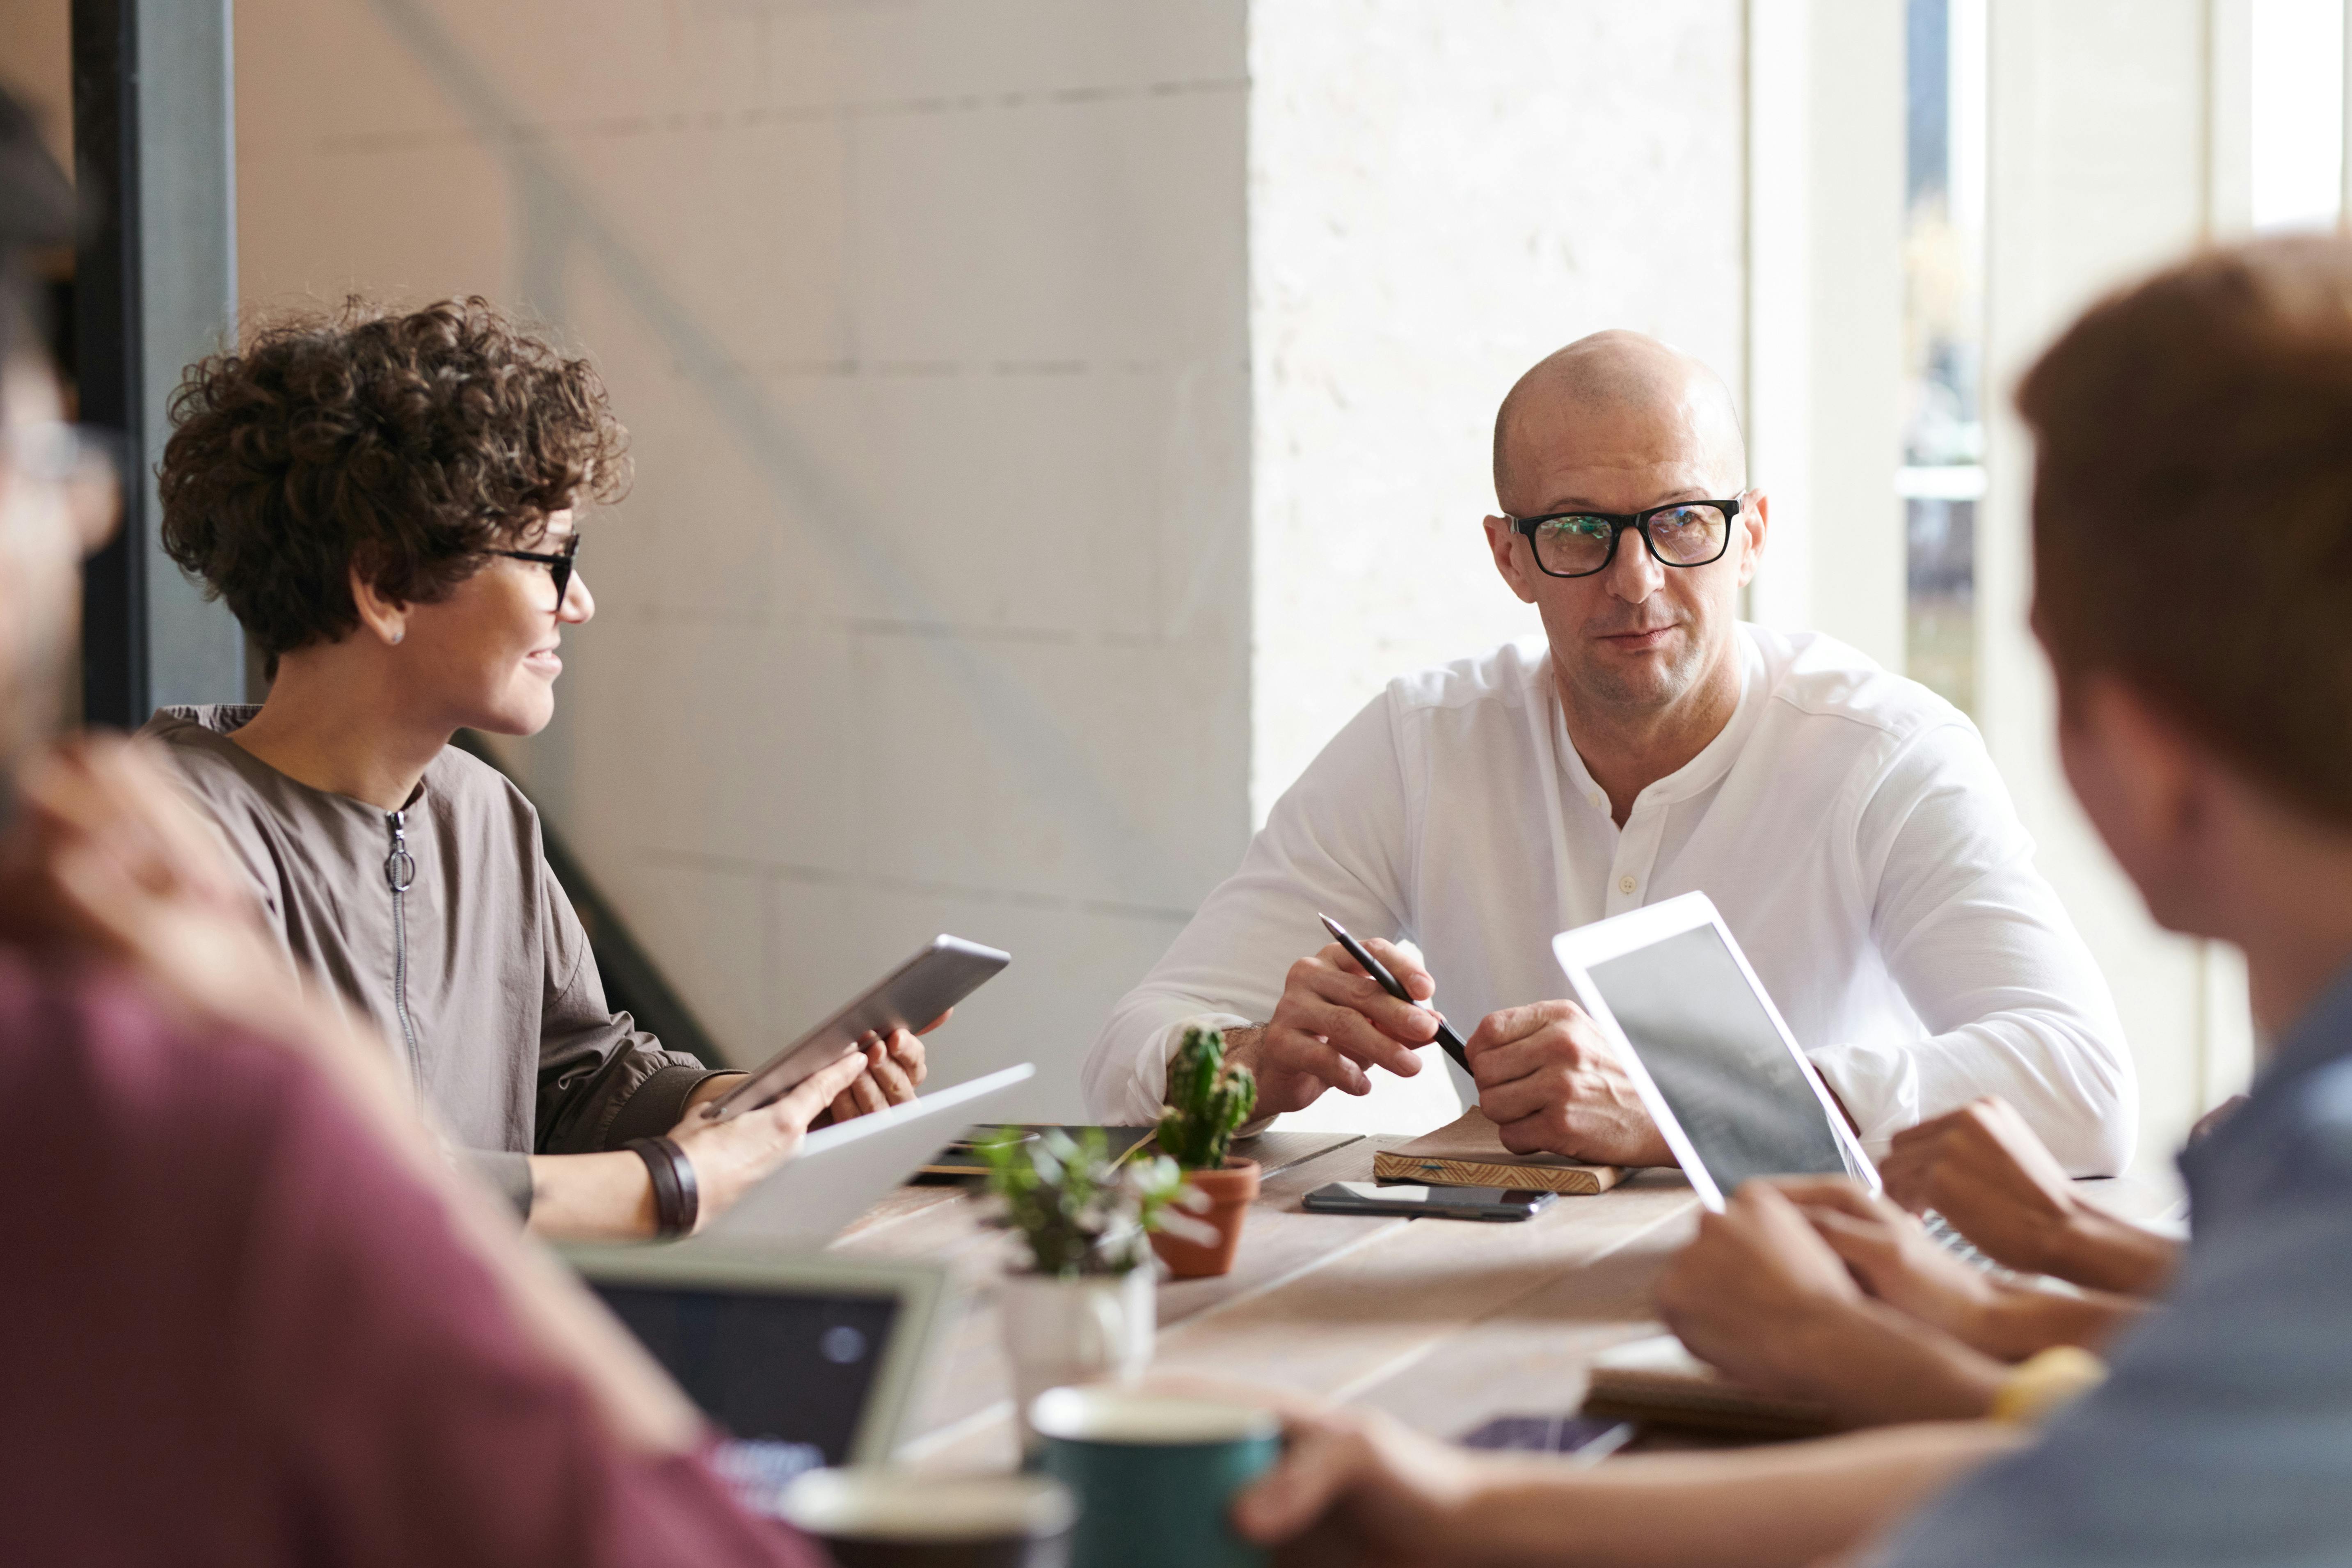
[823,1026,929,1125]
[668,1049,872,1228]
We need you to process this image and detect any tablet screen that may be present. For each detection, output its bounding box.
[594,1282,901,1471]
[1586,924,1849,1192]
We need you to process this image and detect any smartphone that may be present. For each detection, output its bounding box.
[1302,1181,1556,1221]
[710,936,1010,1122]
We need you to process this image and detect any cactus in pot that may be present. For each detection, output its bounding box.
[1150,1026,1262,1279]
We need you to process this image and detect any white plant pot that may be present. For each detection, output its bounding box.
[1000,1268,1157,1455]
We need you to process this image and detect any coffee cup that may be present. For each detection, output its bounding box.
[1029,1387,1281,1568]
[777,1467,1075,1568]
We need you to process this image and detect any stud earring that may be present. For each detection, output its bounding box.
[390,631,403,645]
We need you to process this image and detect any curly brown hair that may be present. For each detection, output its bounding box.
[160,297,629,674]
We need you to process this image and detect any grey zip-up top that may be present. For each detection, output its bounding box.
[139,705,724,1215]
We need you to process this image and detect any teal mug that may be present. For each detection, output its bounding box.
[1030,1387,1282,1568]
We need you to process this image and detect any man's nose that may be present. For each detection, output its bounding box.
[1604,524,1663,600]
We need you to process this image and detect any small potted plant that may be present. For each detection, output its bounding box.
[1149,1025,1261,1279]
[978,1126,1190,1452]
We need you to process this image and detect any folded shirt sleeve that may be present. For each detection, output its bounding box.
[534,856,730,1155]
[1813,720,2136,1173]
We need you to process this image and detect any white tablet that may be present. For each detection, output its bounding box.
[713,936,1011,1123]
[1550,892,1876,1210]
[702,1062,1035,1244]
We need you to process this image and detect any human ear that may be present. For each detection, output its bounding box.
[1734,490,1769,587]
[348,562,411,648]
[1484,515,1539,605]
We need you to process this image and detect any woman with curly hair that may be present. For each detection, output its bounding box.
[139,299,928,1241]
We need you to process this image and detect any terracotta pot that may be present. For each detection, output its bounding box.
[1150,1158,1261,1279]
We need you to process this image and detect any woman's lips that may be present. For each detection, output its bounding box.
[523,648,563,676]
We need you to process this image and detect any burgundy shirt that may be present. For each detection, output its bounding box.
[0,946,826,1568]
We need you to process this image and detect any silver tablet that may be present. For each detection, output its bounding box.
[712,935,1011,1122]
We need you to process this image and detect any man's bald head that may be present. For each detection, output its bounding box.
[1492,331,1746,509]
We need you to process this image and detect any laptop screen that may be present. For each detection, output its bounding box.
[593,1281,902,1473]
[1585,923,1850,1193]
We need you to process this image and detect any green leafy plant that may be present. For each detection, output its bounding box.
[977,1126,1189,1277]
[1155,1025,1258,1172]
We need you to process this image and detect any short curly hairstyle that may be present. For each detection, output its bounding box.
[160,297,629,673]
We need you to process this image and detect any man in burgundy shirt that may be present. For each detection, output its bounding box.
[0,87,837,1566]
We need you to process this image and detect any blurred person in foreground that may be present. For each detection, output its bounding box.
[1086,328,2131,1179]
[1235,234,2352,1566]
[0,87,842,1565]
[135,298,932,1240]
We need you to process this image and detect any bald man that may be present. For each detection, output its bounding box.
[1084,333,2132,1172]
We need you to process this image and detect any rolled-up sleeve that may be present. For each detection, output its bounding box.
[533,861,728,1156]
[1812,721,2135,1174]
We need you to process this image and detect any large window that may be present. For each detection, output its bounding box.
[1900,0,1987,715]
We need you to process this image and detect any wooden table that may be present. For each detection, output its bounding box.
[830,1131,2173,1473]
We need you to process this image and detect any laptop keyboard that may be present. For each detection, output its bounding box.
[1921,1209,2008,1276]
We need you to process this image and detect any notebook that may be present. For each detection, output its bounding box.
[1579,1333,1833,1438]
[1372,1107,1626,1195]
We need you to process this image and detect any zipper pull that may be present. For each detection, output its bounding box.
[384,809,416,894]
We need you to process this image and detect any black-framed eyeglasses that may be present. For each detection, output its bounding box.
[489,534,581,614]
[1509,498,1742,579]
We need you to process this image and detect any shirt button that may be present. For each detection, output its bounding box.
[1589,791,1604,809]
[1619,875,1637,895]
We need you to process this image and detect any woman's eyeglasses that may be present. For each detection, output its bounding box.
[489,534,581,614]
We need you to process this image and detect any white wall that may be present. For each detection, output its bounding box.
[1247,0,1746,821]
[1743,0,1908,670]
[235,0,1254,1119]
[1977,0,2258,1179]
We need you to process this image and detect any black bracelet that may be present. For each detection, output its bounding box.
[625,1136,700,1238]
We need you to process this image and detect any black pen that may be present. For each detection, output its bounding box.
[1317,913,1473,1074]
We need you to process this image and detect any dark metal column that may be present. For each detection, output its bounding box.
[72,0,243,728]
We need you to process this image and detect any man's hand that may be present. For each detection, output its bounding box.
[1656,1181,2009,1426]
[1227,938,1444,1116]
[668,1050,871,1229]
[1654,1183,1867,1395]
[1766,1177,2001,1350]
[1880,1097,2177,1295]
[1231,1401,1478,1567]
[1462,999,1672,1165]
[1877,1098,2084,1272]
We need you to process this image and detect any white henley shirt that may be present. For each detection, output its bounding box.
[1082,625,2135,1173]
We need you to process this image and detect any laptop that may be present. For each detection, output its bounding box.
[1549,891,1879,1210]
[703,1062,1036,1244]
[567,1245,954,1504]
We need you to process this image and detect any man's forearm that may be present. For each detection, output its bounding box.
[2049,1206,2180,1296]
[1450,1421,2022,1568]
[1973,1281,2147,1360]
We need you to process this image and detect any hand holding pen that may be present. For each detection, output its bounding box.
[1226,912,1467,1117]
